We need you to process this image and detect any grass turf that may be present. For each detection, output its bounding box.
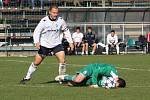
[0,55,150,100]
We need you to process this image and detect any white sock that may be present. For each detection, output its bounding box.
[91,51,95,55]
[85,51,88,55]
[59,63,66,75]
[75,51,77,55]
[24,62,37,79]
[81,52,84,55]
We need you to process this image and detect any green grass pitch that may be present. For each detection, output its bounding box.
[0,55,150,100]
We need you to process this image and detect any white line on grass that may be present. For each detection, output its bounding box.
[2,59,150,67]
[1,59,150,72]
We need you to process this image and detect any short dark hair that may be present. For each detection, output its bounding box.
[117,78,126,88]
[111,30,115,33]
[87,27,92,30]
[49,5,58,11]
[76,27,80,30]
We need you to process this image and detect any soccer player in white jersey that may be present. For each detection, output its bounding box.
[20,5,74,84]
[106,30,119,55]
[72,27,84,55]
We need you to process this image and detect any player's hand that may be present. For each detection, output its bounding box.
[35,42,40,49]
[89,85,99,88]
[69,43,74,51]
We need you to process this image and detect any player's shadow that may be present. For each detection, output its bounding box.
[40,80,58,84]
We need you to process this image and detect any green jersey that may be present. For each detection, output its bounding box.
[78,63,119,85]
[85,76,111,87]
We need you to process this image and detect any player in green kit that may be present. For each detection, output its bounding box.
[55,63,126,88]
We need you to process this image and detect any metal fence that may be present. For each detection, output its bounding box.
[0,22,149,56]
[1,22,150,45]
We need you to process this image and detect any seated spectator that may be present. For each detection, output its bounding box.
[72,27,84,55]
[106,30,119,55]
[138,35,147,50]
[61,33,72,55]
[118,38,126,52]
[83,27,98,55]
[60,30,74,55]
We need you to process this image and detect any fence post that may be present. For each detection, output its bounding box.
[123,24,125,42]
[4,18,8,56]
[142,23,144,36]
[103,24,106,44]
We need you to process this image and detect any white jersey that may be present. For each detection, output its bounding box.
[107,34,118,45]
[72,32,83,43]
[33,16,73,48]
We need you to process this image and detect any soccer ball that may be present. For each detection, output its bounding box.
[104,77,116,89]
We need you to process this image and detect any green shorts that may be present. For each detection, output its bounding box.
[77,64,93,78]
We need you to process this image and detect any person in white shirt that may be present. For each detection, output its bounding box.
[72,27,84,55]
[20,5,74,84]
[106,30,119,55]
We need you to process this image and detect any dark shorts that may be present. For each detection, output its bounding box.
[108,44,117,48]
[83,40,95,47]
[38,44,64,56]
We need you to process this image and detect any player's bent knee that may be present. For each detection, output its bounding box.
[59,60,65,64]
[82,44,85,47]
[59,58,65,64]
[33,60,42,66]
[34,55,44,66]
[55,51,65,63]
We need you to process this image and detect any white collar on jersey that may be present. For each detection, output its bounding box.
[48,15,58,21]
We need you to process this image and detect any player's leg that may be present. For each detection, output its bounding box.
[106,44,109,55]
[20,54,44,84]
[55,74,75,82]
[81,43,85,55]
[116,44,119,55]
[91,43,97,55]
[25,54,44,79]
[54,44,66,75]
[20,46,47,84]
[85,43,89,55]
[55,74,85,84]
[73,64,92,83]
[74,42,78,55]
[55,74,86,86]
[110,46,114,54]
[55,51,66,75]
[55,64,92,86]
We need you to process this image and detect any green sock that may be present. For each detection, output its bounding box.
[64,75,75,81]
